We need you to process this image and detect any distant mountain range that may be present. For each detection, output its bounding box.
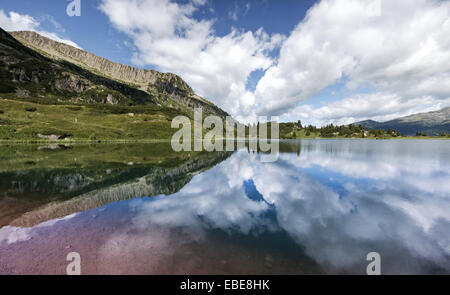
[355,107,450,136]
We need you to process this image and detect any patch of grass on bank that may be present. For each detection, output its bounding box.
[0,98,186,141]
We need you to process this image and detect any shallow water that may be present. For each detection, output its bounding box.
[0,139,449,274]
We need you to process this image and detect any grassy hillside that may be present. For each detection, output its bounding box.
[6,30,230,118]
[0,28,235,141]
[0,98,185,141]
[0,29,157,106]
[277,121,450,139]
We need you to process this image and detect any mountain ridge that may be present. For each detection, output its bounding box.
[10,31,193,91]
[3,29,229,118]
[354,107,450,136]
[0,28,156,106]
[0,27,232,140]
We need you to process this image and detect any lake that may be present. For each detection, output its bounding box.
[0,139,449,274]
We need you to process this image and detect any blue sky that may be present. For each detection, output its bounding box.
[0,0,314,70]
[1,0,450,125]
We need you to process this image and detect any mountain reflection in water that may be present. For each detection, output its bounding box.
[0,140,449,274]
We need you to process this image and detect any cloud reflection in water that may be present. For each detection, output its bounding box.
[1,140,449,274]
[108,140,450,274]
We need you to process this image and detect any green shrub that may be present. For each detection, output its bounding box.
[0,82,15,93]
[25,107,37,112]
[66,106,82,111]
[0,118,10,125]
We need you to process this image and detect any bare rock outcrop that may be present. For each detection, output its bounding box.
[6,29,231,117]
[10,31,194,94]
[53,72,90,93]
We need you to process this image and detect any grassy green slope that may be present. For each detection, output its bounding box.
[0,28,203,141]
[0,99,186,141]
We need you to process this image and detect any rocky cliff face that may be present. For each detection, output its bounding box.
[8,30,230,117]
[0,28,152,105]
[10,31,193,92]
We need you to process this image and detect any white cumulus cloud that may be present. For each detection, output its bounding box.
[99,0,450,125]
[255,0,450,124]
[0,10,81,49]
[288,93,450,126]
[99,0,284,122]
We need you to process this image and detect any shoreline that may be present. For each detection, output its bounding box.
[0,136,448,145]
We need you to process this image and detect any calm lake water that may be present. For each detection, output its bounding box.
[0,139,449,274]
